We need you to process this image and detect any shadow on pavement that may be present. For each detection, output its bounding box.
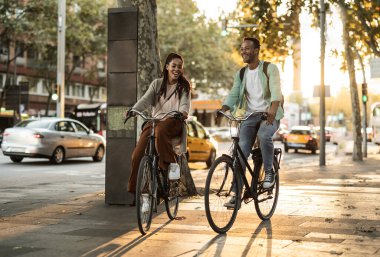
[194,233,227,257]
[82,220,173,257]
[242,220,272,257]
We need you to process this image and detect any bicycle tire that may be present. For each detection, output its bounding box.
[164,156,182,219]
[205,155,241,234]
[252,159,279,220]
[136,156,155,235]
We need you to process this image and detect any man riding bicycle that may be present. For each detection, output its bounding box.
[217,37,284,207]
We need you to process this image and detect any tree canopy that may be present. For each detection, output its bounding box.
[157,0,239,94]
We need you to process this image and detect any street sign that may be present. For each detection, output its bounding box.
[370,58,380,79]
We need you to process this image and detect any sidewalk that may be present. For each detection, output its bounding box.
[1,155,380,257]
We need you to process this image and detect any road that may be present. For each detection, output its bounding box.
[0,154,104,217]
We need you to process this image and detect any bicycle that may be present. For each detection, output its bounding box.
[204,110,282,234]
[124,109,186,235]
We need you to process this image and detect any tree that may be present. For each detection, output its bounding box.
[157,0,239,93]
[65,0,108,93]
[326,0,379,161]
[234,0,307,104]
[0,0,56,110]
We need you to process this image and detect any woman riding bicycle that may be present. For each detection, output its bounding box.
[125,53,191,206]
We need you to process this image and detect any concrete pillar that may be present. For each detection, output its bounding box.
[105,7,138,204]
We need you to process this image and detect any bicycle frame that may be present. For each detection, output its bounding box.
[230,133,259,199]
[216,110,269,200]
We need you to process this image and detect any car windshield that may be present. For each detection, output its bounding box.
[290,130,311,135]
[16,120,51,129]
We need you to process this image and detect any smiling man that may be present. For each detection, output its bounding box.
[218,37,284,208]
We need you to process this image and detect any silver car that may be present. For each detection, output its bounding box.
[1,118,106,164]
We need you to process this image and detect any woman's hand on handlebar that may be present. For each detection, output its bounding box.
[123,109,136,124]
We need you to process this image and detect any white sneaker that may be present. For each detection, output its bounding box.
[263,169,275,189]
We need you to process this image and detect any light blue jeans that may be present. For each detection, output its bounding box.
[232,115,279,194]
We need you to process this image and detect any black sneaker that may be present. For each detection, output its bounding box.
[263,169,275,189]
[223,196,240,209]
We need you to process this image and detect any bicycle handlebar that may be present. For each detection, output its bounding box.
[217,110,267,122]
[124,109,183,124]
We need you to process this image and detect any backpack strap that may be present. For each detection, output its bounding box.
[239,66,246,82]
[263,61,270,90]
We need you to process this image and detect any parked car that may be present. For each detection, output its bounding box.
[315,126,334,142]
[187,118,218,168]
[283,126,319,154]
[1,118,106,164]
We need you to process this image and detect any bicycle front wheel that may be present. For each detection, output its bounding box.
[253,160,279,220]
[136,156,155,235]
[204,155,241,234]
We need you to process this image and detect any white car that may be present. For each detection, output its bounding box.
[1,118,106,164]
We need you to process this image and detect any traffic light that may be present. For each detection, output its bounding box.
[362,83,368,103]
[221,19,228,36]
[52,84,59,101]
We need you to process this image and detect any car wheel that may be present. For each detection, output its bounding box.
[284,144,289,153]
[311,149,316,154]
[294,149,298,153]
[50,147,65,164]
[206,149,216,168]
[10,156,23,163]
[93,145,105,162]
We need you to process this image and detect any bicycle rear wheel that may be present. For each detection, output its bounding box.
[204,155,241,234]
[252,160,279,220]
[136,156,155,235]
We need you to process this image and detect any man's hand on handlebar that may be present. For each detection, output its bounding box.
[215,105,230,124]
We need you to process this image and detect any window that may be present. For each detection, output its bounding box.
[195,123,206,139]
[72,122,88,133]
[15,41,25,57]
[42,80,49,94]
[27,47,37,59]
[16,120,51,129]
[187,123,196,137]
[73,55,82,67]
[55,121,75,132]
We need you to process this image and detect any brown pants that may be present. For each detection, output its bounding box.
[127,118,182,193]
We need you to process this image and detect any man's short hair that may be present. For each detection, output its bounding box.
[243,37,260,49]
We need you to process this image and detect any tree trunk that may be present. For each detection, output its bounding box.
[340,3,363,161]
[179,155,197,196]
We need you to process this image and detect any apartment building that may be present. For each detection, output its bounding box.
[0,42,106,117]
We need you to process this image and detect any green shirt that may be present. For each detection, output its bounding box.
[223,60,284,120]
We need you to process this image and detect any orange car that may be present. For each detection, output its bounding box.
[283,126,319,154]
